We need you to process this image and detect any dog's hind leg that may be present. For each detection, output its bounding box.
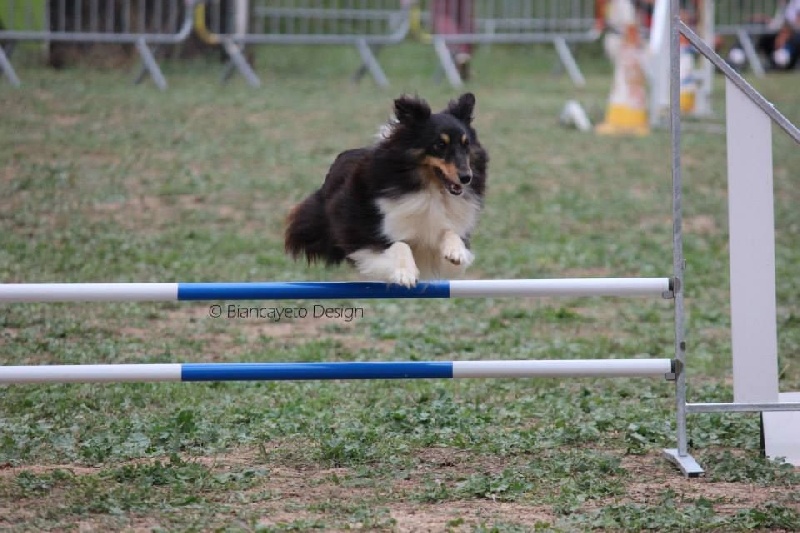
[348,242,420,288]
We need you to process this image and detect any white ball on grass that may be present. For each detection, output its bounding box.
[774,47,791,67]
[728,48,746,66]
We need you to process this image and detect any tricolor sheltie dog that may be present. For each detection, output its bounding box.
[284,92,488,287]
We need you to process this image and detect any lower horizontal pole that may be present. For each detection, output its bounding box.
[182,362,453,381]
[0,364,182,384]
[453,359,673,378]
[687,402,800,414]
[0,359,674,384]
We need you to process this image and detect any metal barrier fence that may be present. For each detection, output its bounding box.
[0,0,198,89]
[715,0,782,34]
[417,0,600,88]
[0,0,787,90]
[647,0,784,128]
[715,0,784,77]
[194,0,411,88]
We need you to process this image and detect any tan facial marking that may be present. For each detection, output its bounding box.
[440,133,450,144]
[461,134,467,144]
[423,156,458,183]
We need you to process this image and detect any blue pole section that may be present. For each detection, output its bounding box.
[180,362,455,381]
[177,281,451,301]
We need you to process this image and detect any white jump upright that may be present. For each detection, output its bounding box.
[726,78,779,407]
[725,74,800,466]
[661,6,800,475]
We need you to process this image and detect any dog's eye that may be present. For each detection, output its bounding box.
[434,140,447,151]
[462,137,470,146]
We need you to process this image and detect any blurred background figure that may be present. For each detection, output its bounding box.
[595,0,654,61]
[431,0,474,79]
[758,0,800,70]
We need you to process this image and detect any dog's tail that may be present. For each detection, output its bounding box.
[284,191,337,265]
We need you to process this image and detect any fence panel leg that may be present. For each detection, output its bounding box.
[0,45,21,87]
[352,44,383,83]
[135,39,168,90]
[553,37,586,88]
[134,44,163,85]
[736,29,765,79]
[221,62,235,83]
[433,37,463,88]
[222,39,261,88]
[355,39,389,88]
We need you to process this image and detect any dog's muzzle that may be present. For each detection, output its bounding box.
[458,173,472,185]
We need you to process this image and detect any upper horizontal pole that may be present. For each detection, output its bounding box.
[0,278,671,303]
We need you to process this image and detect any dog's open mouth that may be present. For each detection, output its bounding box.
[434,168,463,196]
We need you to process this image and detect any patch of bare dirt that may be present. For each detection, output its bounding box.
[1,162,19,183]
[619,454,797,514]
[393,447,513,487]
[0,463,102,481]
[3,448,797,531]
[391,501,555,531]
[89,193,291,236]
[639,214,721,236]
[234,311,394,355]
[115,302,396,361]
[562,267,613,278]
[637,214,672,232]
[684,215,720,236]
[90,194,205,233]
[53,114,82,127]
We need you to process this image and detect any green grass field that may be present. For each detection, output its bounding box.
[1,43,799,531]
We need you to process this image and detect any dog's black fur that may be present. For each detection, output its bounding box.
[285,92,488,286]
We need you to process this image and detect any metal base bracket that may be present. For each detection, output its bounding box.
[663,448,704,478]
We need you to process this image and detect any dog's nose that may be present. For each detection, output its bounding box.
[458,173,472,185]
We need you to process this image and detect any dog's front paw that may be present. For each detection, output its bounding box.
[442,240,474,267]
[389,266,420,288]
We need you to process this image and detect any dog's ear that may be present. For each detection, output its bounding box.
[445,93,476,125]
[393,95,431,126]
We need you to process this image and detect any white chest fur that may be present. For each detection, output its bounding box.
[376,187,480,250]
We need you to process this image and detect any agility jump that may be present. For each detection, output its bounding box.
[2,0,800,479]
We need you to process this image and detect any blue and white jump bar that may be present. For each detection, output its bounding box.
[0,278,672,302]
[0,359,675,384]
